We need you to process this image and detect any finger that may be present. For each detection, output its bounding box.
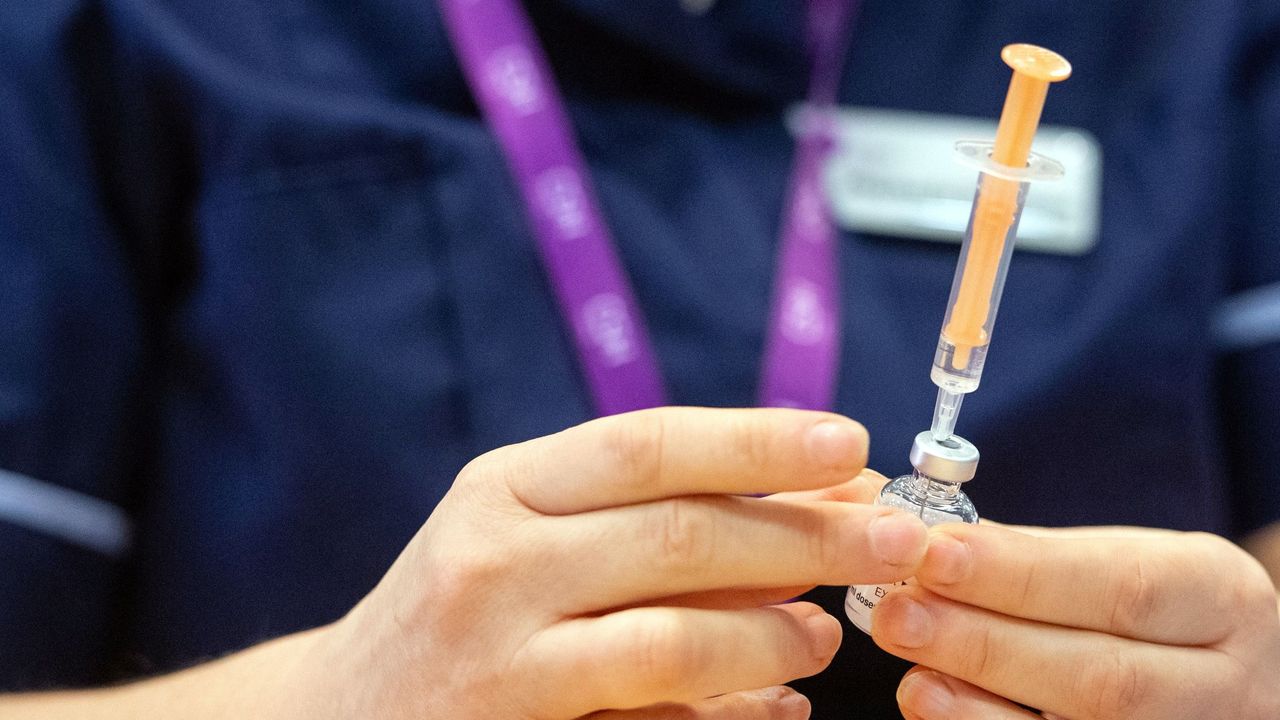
[871,586,1232,719]
[483,407,869,515]
[989,523,1180,539]
[767,469,888,504]
[542,495,926,611]
[897,667,1040,720]
[629,585,814,612]
[520,603,840,718]
[917,523,1251,644]
[584,686,811,720]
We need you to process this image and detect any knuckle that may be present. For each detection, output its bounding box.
[628,611,700,694]
[428,552,505,612]
[1241,560,1279,610]
[1233,565,1279,630]
[729,413,776,469]
[1188,533,1274,629]
[806,509,845,574]
[1080,649,1147,718]
[1106,554,1159,635]
[1014,552,1042,610]
[652,499,715,572]
[955,621,998,681]
[447,550,506,589]
[457,443,541,508]
[1218,544,1276,613]
[604,412,667,494]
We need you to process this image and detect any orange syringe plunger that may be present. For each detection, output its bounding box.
[940,44,1071,374]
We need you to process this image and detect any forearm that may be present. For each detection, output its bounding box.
[0,626,334,720]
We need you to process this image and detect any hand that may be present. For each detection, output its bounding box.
[310,407,929,720]
[871,523,1280,719]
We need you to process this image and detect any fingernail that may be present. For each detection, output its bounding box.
[876,594,933,648]
[775,688,811,718]
[805,420,867,468]
[924,532,972,585]
[804,610,842,661]
[868,512,928,567]
[745,687,810,719]
[898,671,954,718]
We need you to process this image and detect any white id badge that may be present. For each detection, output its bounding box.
[792,106,1103,255]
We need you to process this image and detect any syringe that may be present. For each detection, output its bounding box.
[930,44,1072,441]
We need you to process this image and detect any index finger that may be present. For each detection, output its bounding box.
[482,407,869,515]
[916,523,1253,645]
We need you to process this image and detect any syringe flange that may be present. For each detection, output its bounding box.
[954,141,1064,184]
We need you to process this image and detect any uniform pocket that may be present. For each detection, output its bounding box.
[180,144,469,482]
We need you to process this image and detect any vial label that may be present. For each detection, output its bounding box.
[844,582,902,634]
[845,466,979,635]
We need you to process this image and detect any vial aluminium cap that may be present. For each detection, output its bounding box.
[909,431,980,484]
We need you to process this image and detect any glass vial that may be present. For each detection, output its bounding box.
[845,432,980,635]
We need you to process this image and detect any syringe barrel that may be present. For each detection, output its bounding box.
[932,171,1030,394]
[925,44,1070,437]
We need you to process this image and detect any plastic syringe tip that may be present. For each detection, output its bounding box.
[930,388,965,441]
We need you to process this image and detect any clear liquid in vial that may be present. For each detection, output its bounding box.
[845,471,978,634]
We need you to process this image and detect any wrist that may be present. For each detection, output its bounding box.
[259,625,347,720]
[114,624,349,720]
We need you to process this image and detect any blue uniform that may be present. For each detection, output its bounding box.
[2,1,1278,716]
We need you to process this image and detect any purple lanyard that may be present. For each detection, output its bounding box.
[437,0,858,415]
